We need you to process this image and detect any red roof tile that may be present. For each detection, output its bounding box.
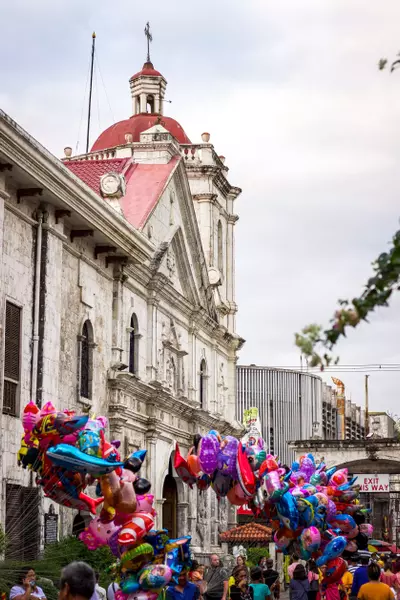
[219,522,272,543]
[64,155,180,231]
[121,156,180,229]
[65,158,129,195]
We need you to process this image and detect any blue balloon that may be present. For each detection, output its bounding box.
[47,444,124,474]
[277,492,299,531]
[133,449,147,462]
[316,536,347,566]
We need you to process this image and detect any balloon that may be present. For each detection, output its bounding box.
[198,435,219,474]
[316,536,347,566]
[328,514,356,533]
[120,543,154,571]
[300,526,321,553]
[277,492,299,531]
[187,448,201,475]
[134,478,152,495]
[138,564,172,590]
[79,516,120,550]
[264,469,289,502]
[212,472,232,497]
[323,557,347,585]
[174,444,196,487]
[196,474,211,492]
[22,401,40,431]
[330,469,348,487]
[359,523,373,537]
[47,444,124,474]
[237,444,256,497]
[118,512,155,546]
[227,483,247,506]
[136,494,154,513]
[217,436,239,478]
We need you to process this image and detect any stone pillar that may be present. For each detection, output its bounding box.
[0,176,7,523]
[146,297,158,381]
[177,501,189,537]
[140,93,147,113]
[154,95,160,114]
[111,267,124,363]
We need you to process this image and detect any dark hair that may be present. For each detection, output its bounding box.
[367,562,381,581]
[18,567,35,584]
[350,555,359,564]
[308,560,318,574]
[360,556,369,566]
[250,567,263,582]
[191,561,200,571]
[293,565,307,581]
[60,562,96,599]
[291,554,299,563]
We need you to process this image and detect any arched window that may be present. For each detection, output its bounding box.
[80,320,93,399]
[199,359,207,409]
[129,314,139,375]
[146,95,155,113]
[217,220,223,273]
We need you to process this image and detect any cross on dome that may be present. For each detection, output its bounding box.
[144,22,152,63]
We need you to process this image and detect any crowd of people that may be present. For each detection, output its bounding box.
[8,553,400,600]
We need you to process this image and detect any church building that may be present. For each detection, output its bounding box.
[0,38,243,559]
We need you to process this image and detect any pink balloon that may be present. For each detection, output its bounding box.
[136,494,155,513]
[79,516,120,550]
[22,401,40,432]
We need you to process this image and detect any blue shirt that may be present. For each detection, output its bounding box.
[351,566,369,597]
[249,583,271,600]
[166,583,199,600]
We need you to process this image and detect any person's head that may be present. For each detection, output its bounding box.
[210,555,220,568]
[384,560,393,572]
[367,562,381,582]
[236,556,245,567]
[234,569,248,586]
[59,562,96,600]
[360,556,369,566]
[266,559,274,570]
[308,560,318,574]
[371,553,378,562]
[177,571,188,587]
[350,555,359,565]
[293,565,307,581]
[198,566,205,576]
[250,567,263,583]
[191,561,199,572]
[291,554,299,564]
[19,567,36,586]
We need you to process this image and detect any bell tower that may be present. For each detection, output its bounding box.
[129,22,167,116]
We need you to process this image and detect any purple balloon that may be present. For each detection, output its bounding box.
[108,529,121,557]
[327,499,337,520]
[217,436,238,478]
[300,457,315,482]
[198,435,219,474]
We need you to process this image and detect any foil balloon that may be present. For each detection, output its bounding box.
[173,444,196,487]
[316,536,347,566]
[198,434,219,474]
[227,483,247,506]
[120,543,154,572]
[217,436,239,478]
[212,472,232,497]
[138,564,172,590]
[237,444,256,497]
[126,593,158,600]
[323,557,347,585]
[136,494,154,513]
[118,512,155,546]
[300,526,321,553]
[277,492,299,531]
[359,523,373,537]
[47,444,124,475]
[264,469,288,502]
[196,473,211,492]
[330,469,348,487]
[22,401,40,431]
[328,514,356,533]
[79,516,120,550]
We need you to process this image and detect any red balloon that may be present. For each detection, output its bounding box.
[322,557,346,585]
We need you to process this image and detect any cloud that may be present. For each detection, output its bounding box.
[1,0,399,413]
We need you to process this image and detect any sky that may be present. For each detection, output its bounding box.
[1,0,400,414]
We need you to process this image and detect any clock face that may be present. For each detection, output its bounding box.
[101,173,120,195]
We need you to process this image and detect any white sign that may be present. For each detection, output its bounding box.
[356,473,389,493]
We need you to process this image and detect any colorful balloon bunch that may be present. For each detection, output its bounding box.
[18,401,192,600]
[177,431,373,586]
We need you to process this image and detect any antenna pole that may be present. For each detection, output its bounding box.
[86,32,96,154]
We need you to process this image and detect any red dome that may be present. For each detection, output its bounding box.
[91,114,191,151]
[130,61,163,80]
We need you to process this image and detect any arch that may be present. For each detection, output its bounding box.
[79,319,94,399]
[162,456,178,538]
[146,95,155,113]
[217,220,223,273]
[129,313,139,375]
[72,514,86,537]
[199,359,207,409]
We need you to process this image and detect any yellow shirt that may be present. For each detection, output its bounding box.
[342,571,353,593]
[357,581,394,600]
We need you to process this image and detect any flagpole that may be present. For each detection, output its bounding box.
[86,32,96,154]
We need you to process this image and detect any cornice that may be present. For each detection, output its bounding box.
[0,111,153,265]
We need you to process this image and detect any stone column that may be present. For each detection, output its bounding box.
[111,267,125,363]
[146,297,158,381]
[140,93,147,114]
[154,95,160,114]
[177,501,189,537]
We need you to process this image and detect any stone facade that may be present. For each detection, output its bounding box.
[0,92,242,557]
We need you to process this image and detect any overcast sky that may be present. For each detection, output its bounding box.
[1,0,399,414]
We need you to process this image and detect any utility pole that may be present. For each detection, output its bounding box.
[86,32,96,154]
[365,374,370,436]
